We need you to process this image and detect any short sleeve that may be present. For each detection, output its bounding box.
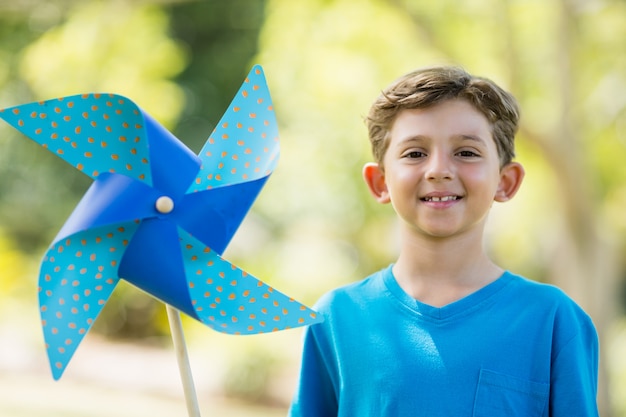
[549,307,599,417]
[288,324,338,417]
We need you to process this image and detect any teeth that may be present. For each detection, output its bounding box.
[425,196,458,202]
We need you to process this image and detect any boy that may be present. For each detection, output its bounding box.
[288,66,599,416]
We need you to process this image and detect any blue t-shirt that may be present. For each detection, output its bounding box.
[289,265,599,416]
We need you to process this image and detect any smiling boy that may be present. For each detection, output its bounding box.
[288,66,599,416]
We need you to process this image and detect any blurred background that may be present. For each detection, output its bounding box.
[0,0,624,415]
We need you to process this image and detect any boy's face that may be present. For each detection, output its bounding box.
[363,98,523,240]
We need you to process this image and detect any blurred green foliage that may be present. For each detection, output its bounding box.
[0,0,625,414]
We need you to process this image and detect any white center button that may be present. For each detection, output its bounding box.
[155,196,174,214]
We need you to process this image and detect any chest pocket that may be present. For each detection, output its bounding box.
[473,369,549,417]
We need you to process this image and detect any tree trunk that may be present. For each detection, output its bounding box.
[544,0,617,414]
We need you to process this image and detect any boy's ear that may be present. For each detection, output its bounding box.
[495,162,525,202]
[363,162,391,204]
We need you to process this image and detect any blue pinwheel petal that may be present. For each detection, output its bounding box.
[175,176,269,255]
[140,110,201,200]
[54,172,163,243]
[40,221,139,380]
[0,94,153,183]
[178,230,323,334]
[187,65,279,192]
[118,218,197,319]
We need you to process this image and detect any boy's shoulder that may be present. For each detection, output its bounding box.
[314,264,392,311]
[495,272,596,333]
[507,272,570,301]
[507,272,586,308]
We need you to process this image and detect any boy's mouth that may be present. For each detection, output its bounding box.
[421,195,460,202]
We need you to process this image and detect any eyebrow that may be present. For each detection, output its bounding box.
[394,135,428,145]
[456,134,488,145]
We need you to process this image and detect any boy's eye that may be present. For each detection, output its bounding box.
[457,150,479,157]
[404,151,425,158]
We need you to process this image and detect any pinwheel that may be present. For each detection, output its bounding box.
[0,65,322,391]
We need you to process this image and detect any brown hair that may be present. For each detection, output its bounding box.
[366,66,519,168]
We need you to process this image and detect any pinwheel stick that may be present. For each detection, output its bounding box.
[166,304,202,417]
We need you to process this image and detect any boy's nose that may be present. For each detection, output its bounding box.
[425,151,453,181]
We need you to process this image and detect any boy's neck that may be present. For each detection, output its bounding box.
[392,228,503,307]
